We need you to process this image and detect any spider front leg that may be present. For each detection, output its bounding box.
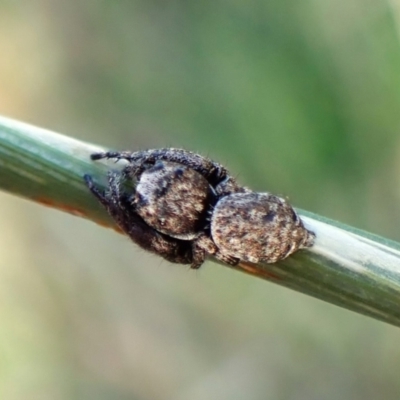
[90,151,149,180]
[126,148,249,195]
[91,149,232,188]
[84,171,131,228]
[91,151,136,163]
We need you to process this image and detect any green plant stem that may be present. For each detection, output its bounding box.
[0,116,113,225]
[1,116,400,327]
[236,215,400,326]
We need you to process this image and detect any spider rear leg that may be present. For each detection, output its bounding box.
[193,234,239,268]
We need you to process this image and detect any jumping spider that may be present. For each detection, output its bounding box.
[84,148,315,269]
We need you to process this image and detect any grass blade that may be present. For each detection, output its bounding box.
[1,115,400,327]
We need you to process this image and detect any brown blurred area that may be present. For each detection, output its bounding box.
[1,1,400,399]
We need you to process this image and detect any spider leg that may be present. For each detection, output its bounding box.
[84,173,133,231]
[91,151,154,181]
[90,148,250,195]
[90,151,137,162]
[193,234,239,268]
[84,174,114,211]
[92,149,231,186]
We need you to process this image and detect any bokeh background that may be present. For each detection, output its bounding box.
[1,1,400,399]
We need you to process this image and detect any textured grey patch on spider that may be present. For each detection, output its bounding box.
[135,162,213,240]
[85,148,315,269]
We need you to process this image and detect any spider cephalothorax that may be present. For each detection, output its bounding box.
[85,148,314,269]
[134,161,215,240]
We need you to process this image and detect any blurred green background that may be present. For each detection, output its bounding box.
[1,1,400,399]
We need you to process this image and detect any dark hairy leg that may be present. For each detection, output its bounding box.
[91,148,232,187]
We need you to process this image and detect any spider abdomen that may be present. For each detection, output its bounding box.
[211,192,314,263]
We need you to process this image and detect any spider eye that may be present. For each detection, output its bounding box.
[152,161,165,171]
[173,168,184,179]
[136,193,149,207]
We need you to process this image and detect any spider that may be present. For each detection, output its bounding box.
[84,148,315,269]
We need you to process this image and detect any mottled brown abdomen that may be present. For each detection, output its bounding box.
[211,192,314,263]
